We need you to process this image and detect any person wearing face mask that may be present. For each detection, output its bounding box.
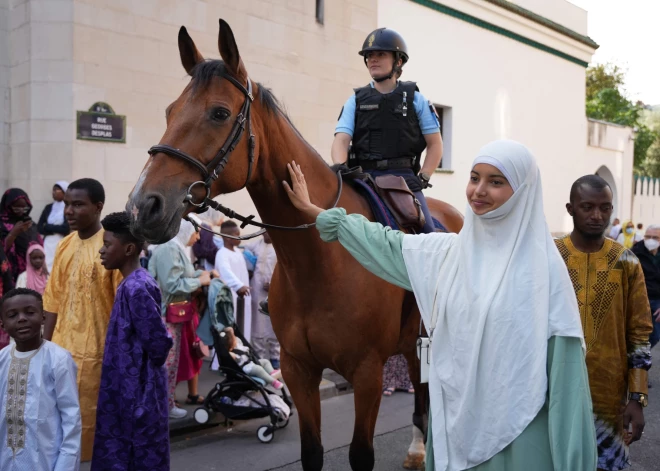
[632,225,660,349]
[0,189,43,282]
[616,220,637,249]
[284,140,597,471]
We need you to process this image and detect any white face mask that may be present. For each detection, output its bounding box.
[644,238,660,252]
[626,227,634,234]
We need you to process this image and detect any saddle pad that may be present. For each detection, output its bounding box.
[352,179,400,230]
[351,179,447,232]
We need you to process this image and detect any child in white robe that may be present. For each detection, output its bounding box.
[0,287,81,471]
[214,220,252,341]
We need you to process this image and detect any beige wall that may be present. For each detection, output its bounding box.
[585,119,635,224]
[2,0,75,213]
[0,0,9,192]
[69,0,377,216]
[633,178,660,229]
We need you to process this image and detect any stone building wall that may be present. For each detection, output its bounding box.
[1,0,378,216]
[70,0,377,215]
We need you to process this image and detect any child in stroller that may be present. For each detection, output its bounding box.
[193,278,293,443]
[220,326,284,389]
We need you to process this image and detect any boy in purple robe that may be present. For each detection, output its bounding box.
[91,212,173,471]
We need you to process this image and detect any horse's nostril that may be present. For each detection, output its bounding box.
[142,193,164,221]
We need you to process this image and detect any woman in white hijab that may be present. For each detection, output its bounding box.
[148,219,212,419]
[284,140,597,471]
[37,181,70,271]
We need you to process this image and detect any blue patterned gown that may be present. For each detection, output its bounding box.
[91,268,173,471]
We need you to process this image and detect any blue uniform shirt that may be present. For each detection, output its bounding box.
[335,82,440,137]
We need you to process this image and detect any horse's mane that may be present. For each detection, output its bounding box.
[190,59,329,167]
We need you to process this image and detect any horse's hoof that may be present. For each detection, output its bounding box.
[403,452,425,470]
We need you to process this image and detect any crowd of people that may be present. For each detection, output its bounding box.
[0,180,278,470]
[0,159,658,471]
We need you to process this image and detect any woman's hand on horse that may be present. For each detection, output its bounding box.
[283,161,323,219]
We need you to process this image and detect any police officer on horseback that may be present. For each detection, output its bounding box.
[332,27,443,233]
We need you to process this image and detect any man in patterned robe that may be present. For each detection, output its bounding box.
[42,179,122,461]
[556,175,652,471]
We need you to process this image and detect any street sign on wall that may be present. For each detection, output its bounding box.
[76,102,126,143]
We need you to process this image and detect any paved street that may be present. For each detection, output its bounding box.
[81,356,660,471]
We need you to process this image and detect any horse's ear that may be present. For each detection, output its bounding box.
[178,26,204,76]
[218,19,247,81]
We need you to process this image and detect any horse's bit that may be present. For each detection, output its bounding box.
[147,72,342,240]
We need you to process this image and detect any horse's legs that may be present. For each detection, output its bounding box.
[402,347,428,470]
[403,343,428,470]
[281,350,324,471]
[348,358,383,471]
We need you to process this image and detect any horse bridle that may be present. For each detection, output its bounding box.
[147,73,342,241]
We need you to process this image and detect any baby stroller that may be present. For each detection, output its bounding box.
[193,279,293,443]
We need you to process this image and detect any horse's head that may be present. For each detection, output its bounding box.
[128,20,259,243]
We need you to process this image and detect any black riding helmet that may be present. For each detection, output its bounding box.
[358,28,409,82]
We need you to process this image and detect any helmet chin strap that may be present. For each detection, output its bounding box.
[373,68,395,83]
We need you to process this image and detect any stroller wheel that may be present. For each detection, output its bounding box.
[257,425,275,443]
[276,416,290,429]
[194,407,210,424]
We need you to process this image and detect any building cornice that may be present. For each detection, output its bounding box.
[409,0,597,68]
[483,0,599,49]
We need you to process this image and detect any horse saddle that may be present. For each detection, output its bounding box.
[336,166,427,232]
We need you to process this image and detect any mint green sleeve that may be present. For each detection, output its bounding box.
[547,336,598,471]
[316,208,411,291]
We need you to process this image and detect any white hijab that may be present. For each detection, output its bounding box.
[47,180,69,225]
[401,140,585,471]
[173,219,196,253]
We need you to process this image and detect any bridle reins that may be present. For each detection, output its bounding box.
[147,73,342,241]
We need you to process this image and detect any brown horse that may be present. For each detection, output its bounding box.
[127,20,463,471]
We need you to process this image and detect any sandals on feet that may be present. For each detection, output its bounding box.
[185,394,205,405]
[383,388,395,397]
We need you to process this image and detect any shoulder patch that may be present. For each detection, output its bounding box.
[429,101,440,126]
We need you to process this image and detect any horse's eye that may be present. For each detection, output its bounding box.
[211,108,230,122]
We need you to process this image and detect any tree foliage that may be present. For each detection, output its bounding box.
[585,63,660,176]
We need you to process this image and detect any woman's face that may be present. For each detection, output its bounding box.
[365,51,399,79]
[29,249,45,270]
[9,198,29,220]
[188,231,200,247]
[626,222,634,231]
[52,185,65,202]
[466,163,514,216]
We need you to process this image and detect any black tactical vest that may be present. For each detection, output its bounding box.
[352,81,427,163]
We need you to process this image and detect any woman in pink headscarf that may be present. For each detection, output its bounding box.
[15,243,49,294]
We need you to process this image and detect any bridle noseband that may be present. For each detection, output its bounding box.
[147,72,342,241]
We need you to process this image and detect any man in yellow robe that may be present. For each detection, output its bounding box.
[43,179,122,461]
[556,175,652,471]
